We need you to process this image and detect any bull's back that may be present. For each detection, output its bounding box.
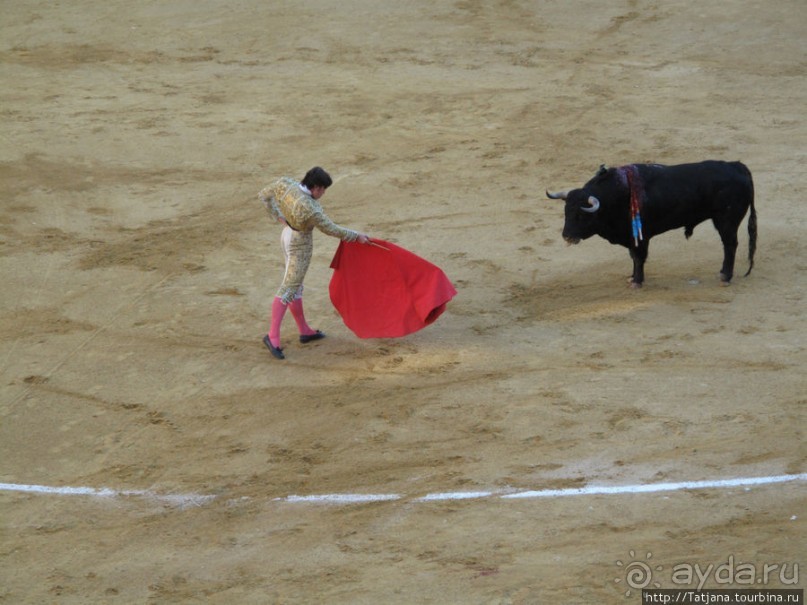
[644,160,750,186]
[640,161,752,235]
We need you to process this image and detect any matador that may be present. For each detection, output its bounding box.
[258,166,369,360]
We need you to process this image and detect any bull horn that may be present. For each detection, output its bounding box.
[581,196,600,213]
[546,189,569,200]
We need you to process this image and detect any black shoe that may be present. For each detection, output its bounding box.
[299,330,326,344]
[262,334,285,359]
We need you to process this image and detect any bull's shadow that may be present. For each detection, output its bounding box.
[505,240,736,324]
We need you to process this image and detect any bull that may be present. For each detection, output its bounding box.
[546,160,757,287]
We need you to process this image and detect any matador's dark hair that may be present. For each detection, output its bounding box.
[301,166,333,190]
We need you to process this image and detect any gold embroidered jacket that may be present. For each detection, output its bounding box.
[258,177,359,241]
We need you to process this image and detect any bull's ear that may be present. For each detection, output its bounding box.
[596,164,608,176]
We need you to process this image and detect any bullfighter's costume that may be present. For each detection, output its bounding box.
[258,176,360,359]
[259,177,360,303]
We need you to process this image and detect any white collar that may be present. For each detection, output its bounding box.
[299,184,311,195]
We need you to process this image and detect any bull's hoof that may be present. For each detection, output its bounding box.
[719,273,732,286]
[628,280,643,289]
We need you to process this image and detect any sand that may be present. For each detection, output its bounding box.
[1,1,805,603]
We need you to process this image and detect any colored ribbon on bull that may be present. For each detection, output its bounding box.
[624,164,645,246]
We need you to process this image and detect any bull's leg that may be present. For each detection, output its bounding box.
[628,243,648,288]
[716,226,739,285]
[712,191,748,284]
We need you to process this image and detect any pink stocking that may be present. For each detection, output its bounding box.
[269,297,288,348]
[288,298,316,336]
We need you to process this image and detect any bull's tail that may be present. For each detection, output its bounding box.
[743,165,757,277]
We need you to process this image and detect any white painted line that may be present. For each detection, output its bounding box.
[278,473,807,505]
[415,490,497,502]
[280,493,401,504]
[0,482,215,508]
[500,473,807,500]
[3,473,805,508]
[0,483,114,497]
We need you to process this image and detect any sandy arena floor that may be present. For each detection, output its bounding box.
[1,1,805,603]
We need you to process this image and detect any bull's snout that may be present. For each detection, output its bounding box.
[563,235,581,245]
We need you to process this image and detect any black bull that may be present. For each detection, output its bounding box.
[546,160,757,287]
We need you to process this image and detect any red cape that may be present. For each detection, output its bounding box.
[329,239,457,338]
